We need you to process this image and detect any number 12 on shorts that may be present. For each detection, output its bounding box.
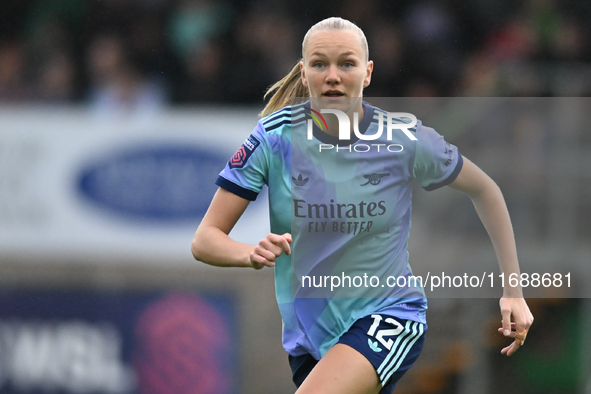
[367,314,404,350]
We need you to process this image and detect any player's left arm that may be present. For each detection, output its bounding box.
[448,155,534,356]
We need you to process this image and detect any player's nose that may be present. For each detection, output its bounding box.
[325,64,341,84]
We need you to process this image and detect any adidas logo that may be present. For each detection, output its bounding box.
[368,339,382,352]
[292,174,309,186]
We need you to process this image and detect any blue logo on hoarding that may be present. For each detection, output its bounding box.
[77,145,225,221]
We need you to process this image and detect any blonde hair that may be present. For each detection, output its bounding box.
[260,17,368,117]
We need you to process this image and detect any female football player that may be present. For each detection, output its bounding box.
[192,17,533,394]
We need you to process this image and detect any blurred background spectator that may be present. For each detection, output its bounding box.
[85,32,167,120]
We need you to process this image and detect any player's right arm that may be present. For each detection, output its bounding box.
[191,187,291,269]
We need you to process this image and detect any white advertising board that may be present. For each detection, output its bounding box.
[0,107,270,265]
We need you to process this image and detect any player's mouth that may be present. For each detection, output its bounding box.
[322,90,346,97]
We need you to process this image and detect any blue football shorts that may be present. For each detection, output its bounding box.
[289,314,427,393]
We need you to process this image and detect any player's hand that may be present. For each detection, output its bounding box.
[250,233,292,269]
[497,297,534,356]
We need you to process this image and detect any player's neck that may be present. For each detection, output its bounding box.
[318,102,365,138]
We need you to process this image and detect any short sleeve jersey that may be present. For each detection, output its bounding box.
[216,102,463,359]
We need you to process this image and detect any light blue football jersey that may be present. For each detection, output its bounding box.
[216,101,463,359]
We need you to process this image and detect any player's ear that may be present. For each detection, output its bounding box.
[300,60,308,88]
[363,60,373,88]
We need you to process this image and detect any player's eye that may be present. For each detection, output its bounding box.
[342,61,355,68]
[312,62,324,68]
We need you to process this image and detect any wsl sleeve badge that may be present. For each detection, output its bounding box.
[228,134,261,169]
